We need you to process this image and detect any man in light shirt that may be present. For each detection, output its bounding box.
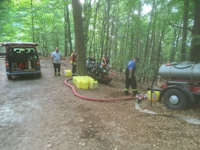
[51,47,61,76]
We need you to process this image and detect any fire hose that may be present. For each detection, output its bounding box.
[64,78,200,125]
[135,99,200,125]
[64,78,135,101]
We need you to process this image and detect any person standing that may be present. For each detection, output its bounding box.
[70,51,76,76]
[51,47,61,76]
[125,57,140,96]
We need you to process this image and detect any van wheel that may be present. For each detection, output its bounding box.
[7,75,12,80]
[163,89,187,110]
[37,73,41,78]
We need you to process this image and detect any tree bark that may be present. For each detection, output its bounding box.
[31,0,35,43]
[174,29,182,61]
[66,4,73,55]
[72,0,87,75]
[83,0,92,52]
[136,0,141,54]
[91,0,100,57]
[100,19,106,58]
[189,0,200,63]
[64,5,68,56]
[105,0,110,57]
[138,0,155,83]
[170,28,177,62]
[180,0,189,61]
[112,17,119,70]
[153,30,164,85]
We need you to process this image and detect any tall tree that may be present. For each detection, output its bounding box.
[189,0,200,63]
[180,0,189,61]
[136,0,141,54]
[31,0,35,43]
[91,0,100,56]
[64,4,68,56]
[138,0,156,83]
[64,2,72,56]
[83,0,92,52]
[2,0,200,84]
[66,3,73,55]
[72,0,87,75]
[105,0,110,57]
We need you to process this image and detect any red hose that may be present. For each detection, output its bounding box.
[64,78,136,101]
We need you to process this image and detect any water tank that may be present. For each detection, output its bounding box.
[158,62,200,80]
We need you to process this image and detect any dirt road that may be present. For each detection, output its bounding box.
[0,58,200,150]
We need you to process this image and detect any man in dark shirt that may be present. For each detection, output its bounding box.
[125,57,140,96]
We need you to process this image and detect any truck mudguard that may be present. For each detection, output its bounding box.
[158,85,195,102]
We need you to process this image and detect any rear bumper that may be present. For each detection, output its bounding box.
[6,70,41,76]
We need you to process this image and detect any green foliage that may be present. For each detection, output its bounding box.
[0,0,198,82]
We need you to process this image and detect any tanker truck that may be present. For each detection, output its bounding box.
[149,61,200,110]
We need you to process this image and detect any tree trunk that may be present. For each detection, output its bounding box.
[170,28,177,62]
[108,4,117,59]
[112,19,119,70]
[136,0,141,55]
[108,15,115,59]
[72,0,87,75]
[138,0,155,83]
[124,11,131,70]
[64,5,68,56]
[180,0,189,61]
[100,19,106,58]
[130,27,134,60]
[174,29,182,61]
[189,0,200,63]
[118,32,126,72]
[66,4,73,55]
[31,0,35,43]
[105,0,110,57]
[153,30,164,85]
[92,1,99,56]
[146,28,156,83]
[53,23,59,48]
[83,0,92,52]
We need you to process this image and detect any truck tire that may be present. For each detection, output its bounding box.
[7,75,12,80]
[163,89,187,110]
[38,73,41,78]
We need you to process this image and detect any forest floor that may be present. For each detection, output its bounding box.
[0,57,200,150]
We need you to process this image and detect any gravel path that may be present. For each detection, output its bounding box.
[0,58,200,150]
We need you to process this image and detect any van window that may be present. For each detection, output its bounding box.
[0,46,6,53]
[13,48,36,53]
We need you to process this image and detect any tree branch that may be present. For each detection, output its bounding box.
[169,22,192,32]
